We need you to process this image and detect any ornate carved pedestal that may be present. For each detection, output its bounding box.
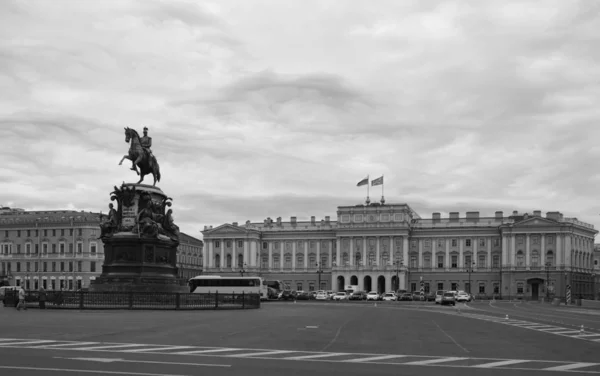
[90,183,187,293]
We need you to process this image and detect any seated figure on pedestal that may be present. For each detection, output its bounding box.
[137,200,162,237]
[99,203,119,238]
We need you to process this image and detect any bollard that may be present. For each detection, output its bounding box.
[505,314,509,320]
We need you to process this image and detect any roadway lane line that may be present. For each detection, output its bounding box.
[576,334,600,337]
[173,348,243,355]
[543,362,598,371]
[121,346,195,353]
[284,353,347,360]
[56,356,232,368]
[473,359,531,368]
[345,355,406,363]
[402,357,468,365]
[552,330,583,335]
[75,344,150,351]
[0,340,57,346]
[0,365,191,376]
[231,350,295,357]
[32,342,99,348]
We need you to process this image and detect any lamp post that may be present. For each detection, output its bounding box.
[240,263,247,277]
[466,262,475,295]
[544,262,551,302]
[316,263,323,291]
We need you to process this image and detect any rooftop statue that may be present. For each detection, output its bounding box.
[119,127,161,186]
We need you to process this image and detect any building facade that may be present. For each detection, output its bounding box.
[0,207,204,290]
[201,203,598,300]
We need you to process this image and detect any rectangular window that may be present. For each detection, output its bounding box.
[216,241,221,248]
[69,243,73,254]
[43,244,48,254]
[517,282,524,294]
[91,244,97,254]
[52,262,56,272]
[451,282,457,291]
[34,262,38,272]
[424,256,431,268]
[16,244,21,254]
[44,229,47,237]
[262,242,267,250]
[226,240,231,248]
[437,282,444,291]
[52,244,56,253]
[35,244,39,254]
[90,262,96,272]
[27,230,31,237]
[308,282,315,292]
[424,283,430,294]
[77,243,82,254]
[451,256,457,268]
[70,229,73,236]
[60,262,65,272]
[465,283,470,293]
[69,262,73,272]
[492,255,500,268]
[52,229,56,237]
[479,284,485,294]
[533,236,539,244]
[26,244,30,254]
[465,239,471,247]
[479,238,485,247]
[518,236,523,244]
[78,228,82,236]
[465,255,472,267]
[16,262,21,272]
[43,262,47,272]
[437,255,444,268]
[410,256,417,268]
[238,241,243,248]
[60,243,65,254]
[61,229,65,236]
[494,238,500,247]
[478,255,486,268]
[548,236,554,244]
[17,230,21,237]
[296,282,303,291]
[451,239,457,247]
[78,261,82,272]
[26,262,30,272]
[410,282,416,292]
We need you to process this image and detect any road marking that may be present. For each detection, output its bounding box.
[285,353,346,360]
[543,362,597,371]
[0,365,191,376]
[57,356,232,368]
[232,350,295,357]
[552,331,583,335]
[403,357,468,365]
[76,344,149,351]
[306,326,319,329]
[0,340,56,346]
[174,348,243,355]
[346,355,406,363]
[122,346,195,353]
[32,342,99,348]
[577,334,600,338]
[473,359,531,368]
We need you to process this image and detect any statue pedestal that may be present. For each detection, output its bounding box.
[90,183,186,293]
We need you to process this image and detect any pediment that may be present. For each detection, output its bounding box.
[205,224,258,235]
[512,217,557,227]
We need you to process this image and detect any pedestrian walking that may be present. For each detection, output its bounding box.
[39,287,47,309]
[16,286,27,311]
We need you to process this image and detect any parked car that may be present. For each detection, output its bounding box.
[412,293,425,301]
[279,290,296,301]
[349,291,367,301]
[296,291,311,300]
[382,292,397,301]
[441,292,456,306]
[327,291,335,300]
[333,292,348,301]
[456,291,472,303]
[435,290,445,304]
[315,291,329,300]
[366,291,380,301]
[399,293,413,301]
[425,292,435,301]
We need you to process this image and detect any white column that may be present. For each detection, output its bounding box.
[540,234,546,266]
[220,238,225,268]
[292,241,296,270]
[362,236,367,265]
[565,234,572,267]
[207,241,213,268]
[557,234,562,266]
[487,237,492,269]
[459,237,464,270]
[418,239,423,269]
[203,241,209,268]
[268,241,273,270]
[376,237,380,266]
[317,240,321,268]
[349,238,354,266]
[511,235,516,268]
[445,238,450,270]
[304,241,308,269]
[389,236,394,266]
[501,235,507,266]
[402,237,409,264]
[525,234,530,269]
[243,240,248,266]
[280,242,284,271]
[329,240,333,268]
[250,240,257,267]
[336,237,341,266]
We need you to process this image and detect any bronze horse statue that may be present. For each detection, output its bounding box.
[118,127,161,186]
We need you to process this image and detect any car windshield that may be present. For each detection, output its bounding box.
[385,293,394,296]
[443,293,454,297]
[336,293,345,296]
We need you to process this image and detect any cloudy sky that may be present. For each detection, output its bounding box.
[1,0,600,238]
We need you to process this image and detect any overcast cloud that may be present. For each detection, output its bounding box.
[1,0,600,238]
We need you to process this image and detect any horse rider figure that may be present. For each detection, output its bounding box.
[140,126,154,169]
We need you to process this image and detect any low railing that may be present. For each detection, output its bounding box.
[3,290,260,310]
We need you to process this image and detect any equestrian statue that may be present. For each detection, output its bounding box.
[119,127,161,186]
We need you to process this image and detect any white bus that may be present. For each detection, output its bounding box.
[188,275,267,301]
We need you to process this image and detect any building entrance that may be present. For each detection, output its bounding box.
[531,283,539,300]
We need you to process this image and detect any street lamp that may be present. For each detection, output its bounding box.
[466,262,475,295]
[240,263,247,277]
[545,262,551,302]
[316,263,323,291]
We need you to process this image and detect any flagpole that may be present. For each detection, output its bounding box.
[381,175,385,205]
[366,175,370,205]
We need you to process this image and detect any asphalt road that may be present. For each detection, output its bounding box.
[1,300,600,376]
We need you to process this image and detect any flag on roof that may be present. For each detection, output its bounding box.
[357,176,369,187]
[371,176,383,186]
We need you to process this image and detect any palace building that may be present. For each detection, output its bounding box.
[0,207,203,289]
[201,202,598,300]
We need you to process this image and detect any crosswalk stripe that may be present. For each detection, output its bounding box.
[285,353,347,360]
[32,342,99,348]
[76,344,148,351]
[232,350,295,357]
[543,362,598,371]
[576,334,600,338]
[0,340,57,346]
[122,346,195,353]
[553,331,583,335]
[402,357,468,365]
[473,359,531,368]
[173,348,242,355]
[345,355,406,363]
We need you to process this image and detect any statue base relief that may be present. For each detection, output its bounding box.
[91,182,186,293]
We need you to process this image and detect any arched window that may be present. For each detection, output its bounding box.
[226,254,232,268]
[516,251,524,267]
[530,250,539,267]
[237,254,243,267]
[546,250,554,266]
